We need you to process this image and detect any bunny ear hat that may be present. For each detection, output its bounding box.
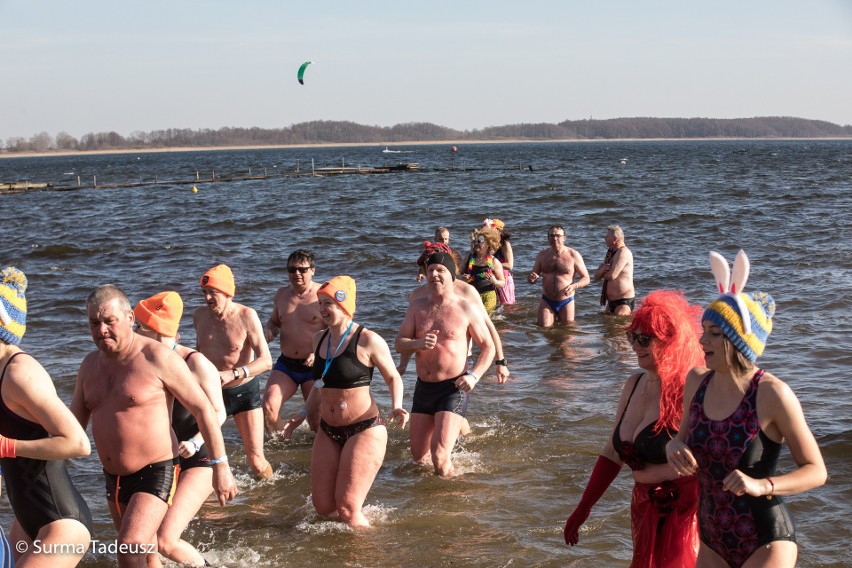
[703,250,776,362]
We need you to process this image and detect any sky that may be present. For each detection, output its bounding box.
[2,0,851,140]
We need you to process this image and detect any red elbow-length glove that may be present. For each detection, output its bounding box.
[563,455,621,546]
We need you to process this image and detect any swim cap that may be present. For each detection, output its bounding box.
[426,252,456,280]
[318,275,356,316]
[703,291,775,362]
[200,264,235,297]
[0,267,27,345]
[134,291,183,337]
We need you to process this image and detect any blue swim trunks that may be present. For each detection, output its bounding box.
[541,294,574,314]
[273,354,313,385]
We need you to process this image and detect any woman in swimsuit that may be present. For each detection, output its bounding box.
[564,289,705,567]
[483,218,516,306]
[132,291,227,567]
[290,276,407,527]
[0,267,92,567]
[462,227,505,314]
[667,251,827,568]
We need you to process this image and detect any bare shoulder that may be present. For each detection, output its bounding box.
[456,280,480,302]
[757,371,797,405]
[358,326,386,349]
[192,305,208,323]
[78,350,101,374]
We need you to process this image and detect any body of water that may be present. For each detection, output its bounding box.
[1,140,850,567]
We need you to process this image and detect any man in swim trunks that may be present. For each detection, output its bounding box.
[194,264,273,479]
[263,250,325,435]
[593,225,635,315]
[528,225,590,326]
[72,284,237,568]
[395,252,495,477]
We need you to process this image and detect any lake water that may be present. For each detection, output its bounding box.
[1,140,850,567]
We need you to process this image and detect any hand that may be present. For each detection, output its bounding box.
[304,353,315,368]
[396,363,407,375]
[178,439,199,459]
[666,439,698,477]
[723,470,767,497]
[390,408,409,429]
[281,412,306,440]
[454,373,478,392]
[528,272,540,284]
[563,283,577,296]
[563,505,591,546]
[496,364,510,384]
[420,330,439,350]
[263,324,275,343]
[212,464,238,506]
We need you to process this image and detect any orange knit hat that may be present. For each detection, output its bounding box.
[134,291,183,337]
[200,264,235,296]
[318,275,356,316]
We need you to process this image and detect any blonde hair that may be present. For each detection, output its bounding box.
[470,227,501,255]
[607,225,624,242]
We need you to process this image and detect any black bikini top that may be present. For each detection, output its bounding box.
[312,325,374,389]
[612,374,674,470]
[0,352,49,441]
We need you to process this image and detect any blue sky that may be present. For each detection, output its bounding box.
[2,0,851,139]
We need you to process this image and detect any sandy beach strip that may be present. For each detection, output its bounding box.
[2,137,849,160]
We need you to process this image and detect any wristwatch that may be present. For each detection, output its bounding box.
[232,369,240,379]
[495,358,508,366]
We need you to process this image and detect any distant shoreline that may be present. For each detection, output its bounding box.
[2,137,850,160]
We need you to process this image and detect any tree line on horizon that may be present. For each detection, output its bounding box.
[3,116,850,153]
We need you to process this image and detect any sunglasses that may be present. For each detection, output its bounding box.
[288,266,312,274]
[626,331,653,347]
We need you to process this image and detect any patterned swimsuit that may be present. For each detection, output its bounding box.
[686,370,795,568]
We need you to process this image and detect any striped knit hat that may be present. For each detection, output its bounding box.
[0,267,27,345]
[703,250,775,362]
[703,292,775,362]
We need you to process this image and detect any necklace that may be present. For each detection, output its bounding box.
[320,321,354,381]
[467,254,493,278]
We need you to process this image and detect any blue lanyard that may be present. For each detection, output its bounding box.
[321,321,354,381]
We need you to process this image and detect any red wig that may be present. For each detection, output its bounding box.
[628,290,704,434]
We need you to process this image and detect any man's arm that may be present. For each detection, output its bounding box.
[70,359,92,431]
[395,302,433,355]
[162,353,237,505]
[572,251,591,289]
[263,290,282,342]
[609,248,631,280]
[528,251,543,283]
[454,305,496,393]
[244,307,273,378]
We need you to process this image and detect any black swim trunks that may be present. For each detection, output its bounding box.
[223,375,263,417]
[319,415,385,447]
[607,297,635,313]
[411,376,469,416]
[104,458,180,509]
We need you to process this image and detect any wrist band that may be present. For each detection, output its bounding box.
[466,370,479,382]
[242,365,250,379]
[209,456,228,465]
[767,477,775,498]
[299,407,308,416]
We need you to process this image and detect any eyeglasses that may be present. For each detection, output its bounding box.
[626,331,653,347]
[288,266,312,274]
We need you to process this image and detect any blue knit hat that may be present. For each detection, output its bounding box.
[703,250,774,362]
[0,267,27,345]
